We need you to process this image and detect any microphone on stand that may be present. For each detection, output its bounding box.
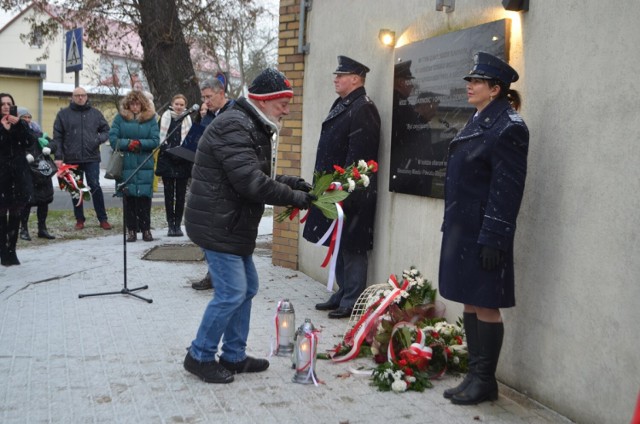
[160,104,201,147]
[183,104,200,116]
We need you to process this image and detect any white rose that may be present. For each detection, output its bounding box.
[391,380,408,392]
[347,178,356,192]
[450,344,468,354]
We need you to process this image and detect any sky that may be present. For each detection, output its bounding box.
[0,1,279,29]
[0,9,18,28]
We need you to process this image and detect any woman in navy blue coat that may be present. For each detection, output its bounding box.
[439,53,528,405]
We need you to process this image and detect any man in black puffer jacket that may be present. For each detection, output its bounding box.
[183,69,315,384]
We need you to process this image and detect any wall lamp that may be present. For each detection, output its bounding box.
[378,29,396,47]
[436,0,455,13]
[502,0,529,12]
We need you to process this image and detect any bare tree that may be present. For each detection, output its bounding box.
[0,0,278,103]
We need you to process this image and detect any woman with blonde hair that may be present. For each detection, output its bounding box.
[109,90,160,242]
[155,93,192,236]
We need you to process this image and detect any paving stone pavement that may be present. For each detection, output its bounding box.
[0,222,574,424]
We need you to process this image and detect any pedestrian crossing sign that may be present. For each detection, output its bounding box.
[65,28,83,72]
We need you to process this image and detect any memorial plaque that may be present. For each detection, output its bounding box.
[389,19,509,198]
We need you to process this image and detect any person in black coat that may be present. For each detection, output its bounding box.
[439,52,529,405]
[18,108,57,241]
[0,93,34,266]
[303,56,381,319]
[190,78,235,291]
[183,68,315,384]
[155,94,193,237]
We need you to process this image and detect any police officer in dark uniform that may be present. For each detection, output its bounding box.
[438,52,528,405]
[303,56,381,319]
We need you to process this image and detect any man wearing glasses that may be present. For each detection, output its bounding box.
[53,87,112,230]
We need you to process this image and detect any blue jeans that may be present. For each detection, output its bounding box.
[329,249,369,309]
[189,249,259,363]
[71,161,108,223]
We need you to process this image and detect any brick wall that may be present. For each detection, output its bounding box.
[273,0,305,269]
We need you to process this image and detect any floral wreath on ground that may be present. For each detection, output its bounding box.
[324,267,468,393]
[56,163,91,207]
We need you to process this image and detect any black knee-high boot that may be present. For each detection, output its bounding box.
[5,212,21,266]
[444,312,479,398]
[37,204,55,239]
[451,320,503,405]
[20,206,31,241]
[173,179,186,236]
[164,178,176,236]
[0,214,9,266]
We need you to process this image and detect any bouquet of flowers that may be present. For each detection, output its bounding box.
[275,159,378,222]
[370,316,468,392]
[326,266,468,393]
[56,163,91,207]
[128,139,141,153]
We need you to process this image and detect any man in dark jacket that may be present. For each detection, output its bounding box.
[191,77,234,291]
[196,78,228,127]
[53,87,112,230]
[183,68,315,384]
[302,56,381,319]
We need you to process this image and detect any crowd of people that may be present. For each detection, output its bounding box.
[2,52,529,406]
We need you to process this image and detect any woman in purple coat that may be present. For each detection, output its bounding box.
[439,52,528,405]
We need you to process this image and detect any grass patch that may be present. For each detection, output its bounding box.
[18,205,170,248]
[19,205,273,249]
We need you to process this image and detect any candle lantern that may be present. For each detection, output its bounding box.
[276,299,295,356]
[292,318,319,384]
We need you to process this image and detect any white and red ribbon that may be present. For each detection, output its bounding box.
[331,275,409,363]
[312,182,344,292]
[270,300,284,357]
[56,163,89,207]
[387,322,433,365]
[296,329,321,386]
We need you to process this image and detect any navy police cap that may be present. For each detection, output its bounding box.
[394,60,414,79]
[334,55,370,77]
[464,52,519,85]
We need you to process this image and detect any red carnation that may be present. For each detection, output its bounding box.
[333,165,346,174]
[352,168,361,179]
[367,160,379,172]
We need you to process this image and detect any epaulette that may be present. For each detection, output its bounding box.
[508,111,523,123]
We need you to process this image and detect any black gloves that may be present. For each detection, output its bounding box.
[293,178,312,192]
[480,246,504,271]
[291,191,317,210]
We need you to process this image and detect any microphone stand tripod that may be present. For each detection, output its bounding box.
[78,111,195,303]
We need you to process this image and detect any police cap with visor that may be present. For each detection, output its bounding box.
[464,52,519,86]
[334,55,370,77]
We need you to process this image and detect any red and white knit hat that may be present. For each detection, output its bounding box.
[248,68,293,101]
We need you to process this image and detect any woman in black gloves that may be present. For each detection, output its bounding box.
[438,53,529,405]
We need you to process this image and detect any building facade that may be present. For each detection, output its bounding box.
[274,1,640,423]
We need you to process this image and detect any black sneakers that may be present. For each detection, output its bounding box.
[183,352,234,384]
[219,356,270,374]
